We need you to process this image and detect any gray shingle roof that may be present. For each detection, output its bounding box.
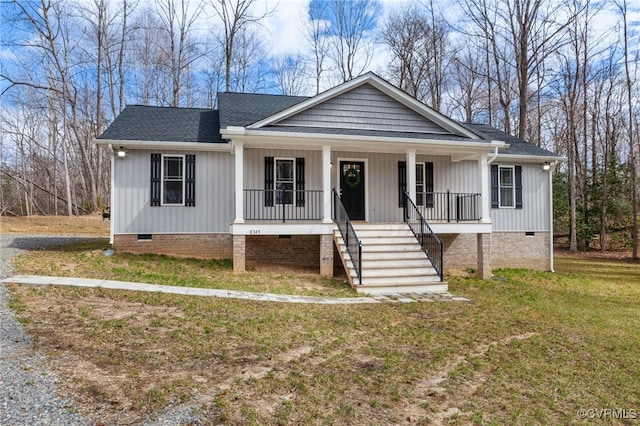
[218,92,308,128]
[98,96,559,159]
[463,123,558,157]
[98,105,223,143]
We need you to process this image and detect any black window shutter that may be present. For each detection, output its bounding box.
[398,161,407,207]
[296,157,305,206]
[264,156,274,207]
[515,165,523,209]
[185,154,196,207]
[150,153,161,206]
[491,164,499,208]
[425,162,434,208]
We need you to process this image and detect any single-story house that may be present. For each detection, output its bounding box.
[96,72,563,294]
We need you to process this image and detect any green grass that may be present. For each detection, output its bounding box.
[7,245,640,424]
[12,239,354,297]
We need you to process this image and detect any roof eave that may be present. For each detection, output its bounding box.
[94,139,232,152]
[221,128,502,152]
[496,153,566,163]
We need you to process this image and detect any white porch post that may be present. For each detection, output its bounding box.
[407,149,417,203]
[234,141,244,223]
[322,145,332,223]
[478,154,491,223]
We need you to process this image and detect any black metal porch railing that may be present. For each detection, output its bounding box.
[404,191,444,281]
[333,188,362,286]
[416,191,481,222]
[244,189,323,222]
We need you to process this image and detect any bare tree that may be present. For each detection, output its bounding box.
[271,54,309,96]
[156,0,205,107]
[304,0,330,94]
[380,2,448,109]
[316,0,381,83]
[209,0,273,92]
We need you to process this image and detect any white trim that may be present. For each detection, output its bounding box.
[274,157,296,206]
[548,168,555,272]
[234,142,244,223]
[222,128,506,153]
[497,153,566,163]
[109,145,115,245]
[407,150,417,204]
[322,146,332,223]
[336,157,369,222]
[95,139,233,152]
[230,223,334,236]
[160,154,186,206]
[497,165,515,209]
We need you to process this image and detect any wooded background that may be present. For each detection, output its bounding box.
[1,0,638,255]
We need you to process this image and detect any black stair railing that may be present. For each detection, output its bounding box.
[404,191,444,281]
[333,188,362,286]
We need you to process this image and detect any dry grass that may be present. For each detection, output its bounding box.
[0,215,109,236]
[6,255,640,425]
[4,217,640,424]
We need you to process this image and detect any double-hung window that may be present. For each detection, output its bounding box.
[498,166,515,208]
[275,158,295,205]
[162,155,185,205]
[150,153,195,207]
[491,164,521,209]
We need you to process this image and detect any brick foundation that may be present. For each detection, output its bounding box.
[441,231,551,272]
[245,235,321,270]
[113,234,232,259]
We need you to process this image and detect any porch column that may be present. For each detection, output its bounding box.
[234,141,244,223]
[322,145,332,223]
[233,234,246,273]
[407,149,417,203]
[477,233,492,279]
[478,154,491,222]
[320,234,334,277]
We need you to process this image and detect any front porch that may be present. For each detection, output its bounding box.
[227,138,500,292]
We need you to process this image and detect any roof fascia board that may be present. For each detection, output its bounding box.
[496,153,567,163]
[94,139,233,152]
[224,128,502,153]
[247,73,481,140]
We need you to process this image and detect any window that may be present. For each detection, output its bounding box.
[499,166,514,207]
[398,161,433,208]
[150,153,195,207]
[491,164,522,209]
[416,163,425,206]
[265,157,305,207]
[163,155,184,205]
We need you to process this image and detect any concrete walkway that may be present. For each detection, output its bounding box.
[1,275,472,304]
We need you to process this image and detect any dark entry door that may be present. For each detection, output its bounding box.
[339,161,365,221]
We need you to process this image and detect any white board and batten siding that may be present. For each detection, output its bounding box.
[113,150,234,234]
[243,148,323,190]
[491,163,551,232]
[332,151,480,223]
[275,84,451,134]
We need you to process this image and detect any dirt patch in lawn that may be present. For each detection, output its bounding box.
[1,215,109,236]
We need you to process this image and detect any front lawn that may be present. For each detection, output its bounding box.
[6,246,640,425]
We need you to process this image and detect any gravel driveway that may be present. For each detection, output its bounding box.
[0,234,89,426]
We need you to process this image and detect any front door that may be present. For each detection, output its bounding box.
[340,161,365,221]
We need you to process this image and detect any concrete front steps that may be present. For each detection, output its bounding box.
[334,223,448,295]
